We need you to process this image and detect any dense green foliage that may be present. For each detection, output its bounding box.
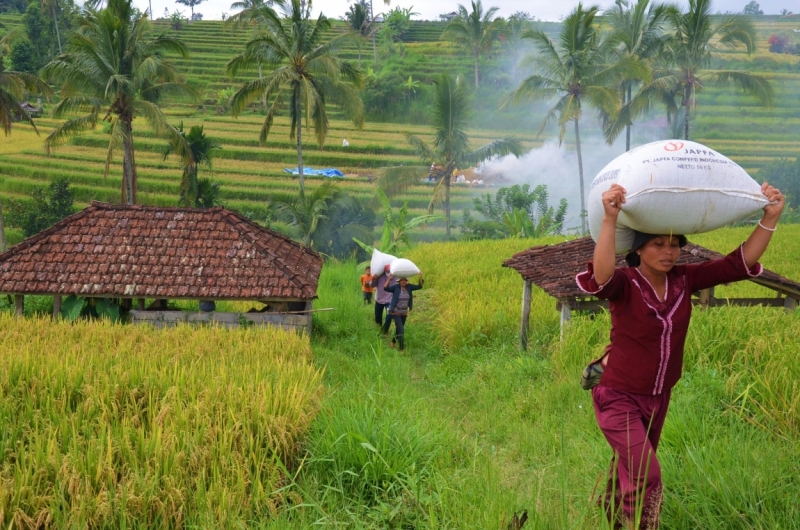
[5,176,75,236]
[461,184,568,239]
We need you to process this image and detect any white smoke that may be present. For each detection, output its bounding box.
[477,134,627,232]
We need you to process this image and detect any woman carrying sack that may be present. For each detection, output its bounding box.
[577,182,784,529]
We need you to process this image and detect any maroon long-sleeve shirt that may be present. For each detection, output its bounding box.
[576,244,762,395]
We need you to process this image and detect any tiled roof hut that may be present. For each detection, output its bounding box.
[0,202,323,332]
[504,236,800,350]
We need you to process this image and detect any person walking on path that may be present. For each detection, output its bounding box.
[371,265,396,331]
[384,271,423,351]
[360,266,374,305]
[577,182,784,529]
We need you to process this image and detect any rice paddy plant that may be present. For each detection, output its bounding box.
[0,315,324,528]
[407,237,565,351]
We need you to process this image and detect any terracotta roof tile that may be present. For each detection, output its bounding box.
[504,236,800,299]
[0,202,322,300]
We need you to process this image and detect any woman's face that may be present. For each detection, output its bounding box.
[399,278,408,288]
[638,235,681,273]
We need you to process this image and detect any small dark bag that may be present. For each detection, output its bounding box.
[580,361,604,390]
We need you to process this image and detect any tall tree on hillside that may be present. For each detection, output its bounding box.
[176,0,206,20]
[368,0,391,65]
[443,0,504,87]
[226,0,364,197]
[344,0,370,66]
[41,0,63,54]
[509,3,647,234]
[661,0,772,140]
[42,0,195,205]
[164,123,221,207]
[503,11,533,83]
[607,0,670,151]
[380,74,522,237]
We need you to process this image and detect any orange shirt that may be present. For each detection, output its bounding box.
[360,274,374,293]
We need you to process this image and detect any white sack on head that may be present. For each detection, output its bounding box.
[371,249,397,276]
[389,258,420,278]
[588,140,769,253]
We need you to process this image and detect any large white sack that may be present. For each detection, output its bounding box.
[371,248,397,275]
[588,140,769,252]
[389,258,420,278]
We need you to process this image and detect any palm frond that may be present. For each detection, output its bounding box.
[378,165,429,198]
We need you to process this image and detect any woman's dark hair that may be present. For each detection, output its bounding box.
[625,232,688,267]
[625,252,641,267]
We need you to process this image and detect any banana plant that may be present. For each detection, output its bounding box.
[353,189,443,257]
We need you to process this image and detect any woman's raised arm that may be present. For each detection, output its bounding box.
[593,184,627,285]
[742,183,785,268]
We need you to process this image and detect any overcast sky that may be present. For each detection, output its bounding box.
[133,0,794,22]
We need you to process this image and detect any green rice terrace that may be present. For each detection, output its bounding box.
[1,13,799,245]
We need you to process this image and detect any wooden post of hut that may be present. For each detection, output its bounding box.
[520,280,532,350]
[560,299,571,338]
[53,295,62,317]
[14,295,23,317]
[786,296,798,312]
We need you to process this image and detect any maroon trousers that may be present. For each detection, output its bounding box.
[592,385,671,530]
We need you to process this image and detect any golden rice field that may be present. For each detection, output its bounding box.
[0,316,324,528]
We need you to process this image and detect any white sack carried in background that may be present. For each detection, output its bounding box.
[588,140,769,252]
[371,249,397,276]
[389,258,420,278]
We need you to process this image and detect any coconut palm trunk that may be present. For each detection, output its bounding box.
[625,84,632,150]
[121,118,138,204]
[445,174,452,237]
[295,95,305,196]
[50,2,63,54]
[683,85,691,140]
[370,0,377,64]
[473,52,479,87]
[574,118,586,234]
[0,200,6,252]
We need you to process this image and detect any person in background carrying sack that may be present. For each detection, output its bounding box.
[360,266,374,305]
[384,271,423,351]
[577,182,784,530]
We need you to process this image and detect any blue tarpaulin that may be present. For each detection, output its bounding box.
[284,167,344,177]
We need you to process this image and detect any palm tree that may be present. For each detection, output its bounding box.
[226,0,364,197]
[1,26,51,136]
[503,12,533,83]
[344,0,370,66]
[41,0,63,55]
[509,3,647,234]
[42,0,195,205]
[268,181,373,253]
[607,0,670,151]
[1,26,51,252]
[164,123,221,207]
[661,0,772,140]
[443,0,504,87]
[368,0,391,65]
[380,74,522,238]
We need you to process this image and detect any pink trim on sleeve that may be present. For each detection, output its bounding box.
[576,270,612,295]
[737,244,763,278]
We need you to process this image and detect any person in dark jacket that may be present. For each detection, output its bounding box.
[371,265,396,332]
[383,271,423,351]
[578,182,784,529]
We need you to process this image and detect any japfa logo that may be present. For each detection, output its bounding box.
[663,141,684,152]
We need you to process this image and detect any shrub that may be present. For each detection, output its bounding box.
[5,177,76,237]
